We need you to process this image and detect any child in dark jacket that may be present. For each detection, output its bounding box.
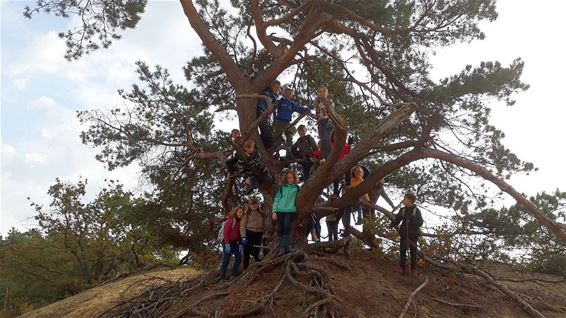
[235,140,274,194]
[240,197,265,270]
[257,80,281,149]
[273,87,310,149]
[220,206,244,282]
[272,170,300,256]
[291,125,319,181]
[390,193,424,277]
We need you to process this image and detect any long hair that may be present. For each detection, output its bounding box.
[281,170,300,185]
[229,205,244,218]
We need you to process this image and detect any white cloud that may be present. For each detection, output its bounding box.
[27,96,57,110]
[24,153,47,164]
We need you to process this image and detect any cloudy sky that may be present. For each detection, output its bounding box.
[1,0,565,235]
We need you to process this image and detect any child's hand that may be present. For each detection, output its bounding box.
[271,212,277,221]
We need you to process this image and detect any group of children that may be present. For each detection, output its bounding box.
[219,82,425,280]
[220,191,424,281]
[219,170,301,282]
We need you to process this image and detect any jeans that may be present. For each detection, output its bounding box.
[243,230,263,270]
[276,212,295,236]
[317,119,334,159]
[220,242,242,280]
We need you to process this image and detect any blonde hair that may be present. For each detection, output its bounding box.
[243,139,255,149]
[351,165,364,177]
[282,170,300,185]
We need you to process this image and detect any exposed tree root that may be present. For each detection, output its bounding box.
[432,297,481,310]
[97,244,347,318]
[99,272,216,318]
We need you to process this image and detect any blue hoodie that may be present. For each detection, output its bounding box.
[275,98,309,122]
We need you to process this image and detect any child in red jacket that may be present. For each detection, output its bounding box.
[220,206,244,282]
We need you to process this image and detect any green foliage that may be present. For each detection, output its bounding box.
[24,0,147,60]
[0,179,178,314]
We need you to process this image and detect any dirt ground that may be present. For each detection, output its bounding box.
[18,267,200,318]
[20,248,566,318]
[166,249,566,318]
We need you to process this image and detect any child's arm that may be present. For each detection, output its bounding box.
[292,101,310,114]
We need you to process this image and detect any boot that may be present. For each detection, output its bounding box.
[285,235,296,253]
[277,236,285,256]
[410,268,418,277]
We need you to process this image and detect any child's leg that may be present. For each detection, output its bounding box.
[242,242,251,270]
[231,243,242,277]
[409,236,419,270]
[399,237,408,271]
[220,249,232,280]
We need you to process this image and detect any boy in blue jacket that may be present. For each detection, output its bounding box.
[273,87,310,150]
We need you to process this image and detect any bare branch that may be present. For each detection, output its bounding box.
[179,0,245,90]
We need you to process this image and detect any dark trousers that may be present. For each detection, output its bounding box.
[333,172,351,196]
[300,162,313,181]
[341,207,351,237]
[243,230,263,270]
[276,212,295,236]
[400,235,419,270]
[326,221,338,241]
[220,242,241,280]
[259,122,273,149]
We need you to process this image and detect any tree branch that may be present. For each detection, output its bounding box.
[179,0,245,90]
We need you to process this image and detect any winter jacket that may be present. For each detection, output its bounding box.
[240,210,264,237]
[275,98,309,122]
[292,135,318,159]
[391,205,424,238]
[348,176,370,202]
[224,217,241,244]
[237,149,269,181]
[273,184,300,213]
[314,97,334,121]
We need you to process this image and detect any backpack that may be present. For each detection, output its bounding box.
[217,217,237,242]
[296,136,316,157]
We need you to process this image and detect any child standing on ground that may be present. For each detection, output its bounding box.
[390,193,424,277]
[220,206,244,282]
[240,197,265,270]
[272,170,300,256]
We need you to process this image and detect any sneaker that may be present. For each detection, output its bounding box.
[410,269,418,277]
[398,266,407,274]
